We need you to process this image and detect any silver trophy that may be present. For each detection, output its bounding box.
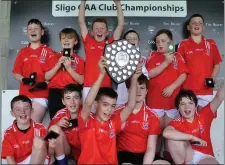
[104,39,141,84]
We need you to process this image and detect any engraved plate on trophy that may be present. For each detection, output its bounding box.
[104,39,141,84]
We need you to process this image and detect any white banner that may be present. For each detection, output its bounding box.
[52,1,187,17]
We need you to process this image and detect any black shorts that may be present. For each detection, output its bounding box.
[117,151,164,164]
[48,88,65,119]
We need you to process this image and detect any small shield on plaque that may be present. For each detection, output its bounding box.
[104,39,141,83]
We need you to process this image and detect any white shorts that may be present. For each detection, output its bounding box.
[197,95,213,107]
[17,155,50,164]
[186,150,216,164]
[151,108,180,119]
[31,98,48,108]
[82,87,96,113]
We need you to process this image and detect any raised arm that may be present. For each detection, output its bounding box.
[81,57,107,122]
[210,82,224,113]
[120,63,142,122]
[113,0,124,40]
[78,0,88,39]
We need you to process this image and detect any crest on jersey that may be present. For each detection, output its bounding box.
[199,125,204,133]
[109,129,115,138]
[142,122,149,130]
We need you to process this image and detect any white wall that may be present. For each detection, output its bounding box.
[1,90,224,164]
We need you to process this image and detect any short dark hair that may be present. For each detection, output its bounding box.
[92,17,108,30]
[188,14,205,25]
[125,74,148,89]
[27,19,43,29]
[95,87,118,101]
[123,30,140,40]
[155,29,173,41]
[59,28,80,50]
[175,89,198,109]
[62,84,82,99]
[11,95,32,111]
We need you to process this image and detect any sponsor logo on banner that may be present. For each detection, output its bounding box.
[52,1,187,17]
[21,41,29,45]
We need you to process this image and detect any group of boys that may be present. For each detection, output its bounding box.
[1,0,224,164]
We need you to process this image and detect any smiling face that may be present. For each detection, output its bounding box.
[91,22,109,42]
[178,97,197,121]
[27,23,44,43]
[11,101,33,125]
[187,16,204,36]
[95,96,117,122]
[62,91,82,114]
[60,33,78,50]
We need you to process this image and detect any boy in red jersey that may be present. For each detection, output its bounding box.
[116,74,170,165]
[1,95,50,164]
[78,0,124,105]
[12,19,54,123]
[177,14,222,109]
[163,83,224,164]
[44,28,84,119]
[146,29,188,159]
[48,84,82,163]
[77,57,142,164]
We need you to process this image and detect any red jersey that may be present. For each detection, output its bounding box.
[83,33,114,87]
[146,51,188,109]
[12,44,53,98]
[43,52,84,89]
[169,104,216,156]
[116,104,161,153]
[1,120,48,163]
[177,37,222,95]
[78,113,122,164]
[48,108,81,159]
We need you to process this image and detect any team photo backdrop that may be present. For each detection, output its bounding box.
[7,0,224,89]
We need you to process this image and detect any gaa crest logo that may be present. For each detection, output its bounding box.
[142,122,149,130]
[109,129,115,138]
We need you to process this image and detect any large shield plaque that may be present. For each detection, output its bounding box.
[104,39,141,84]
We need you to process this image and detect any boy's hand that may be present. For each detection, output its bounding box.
[164,53,174,64]
[162,84,175,97]
[56,117,69,128]
[98,56,107,74]
[64,57,72,69]
[48,139,57,148]
[56,56,66,67]
[131,63,142,80]
[191,135,207,147]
